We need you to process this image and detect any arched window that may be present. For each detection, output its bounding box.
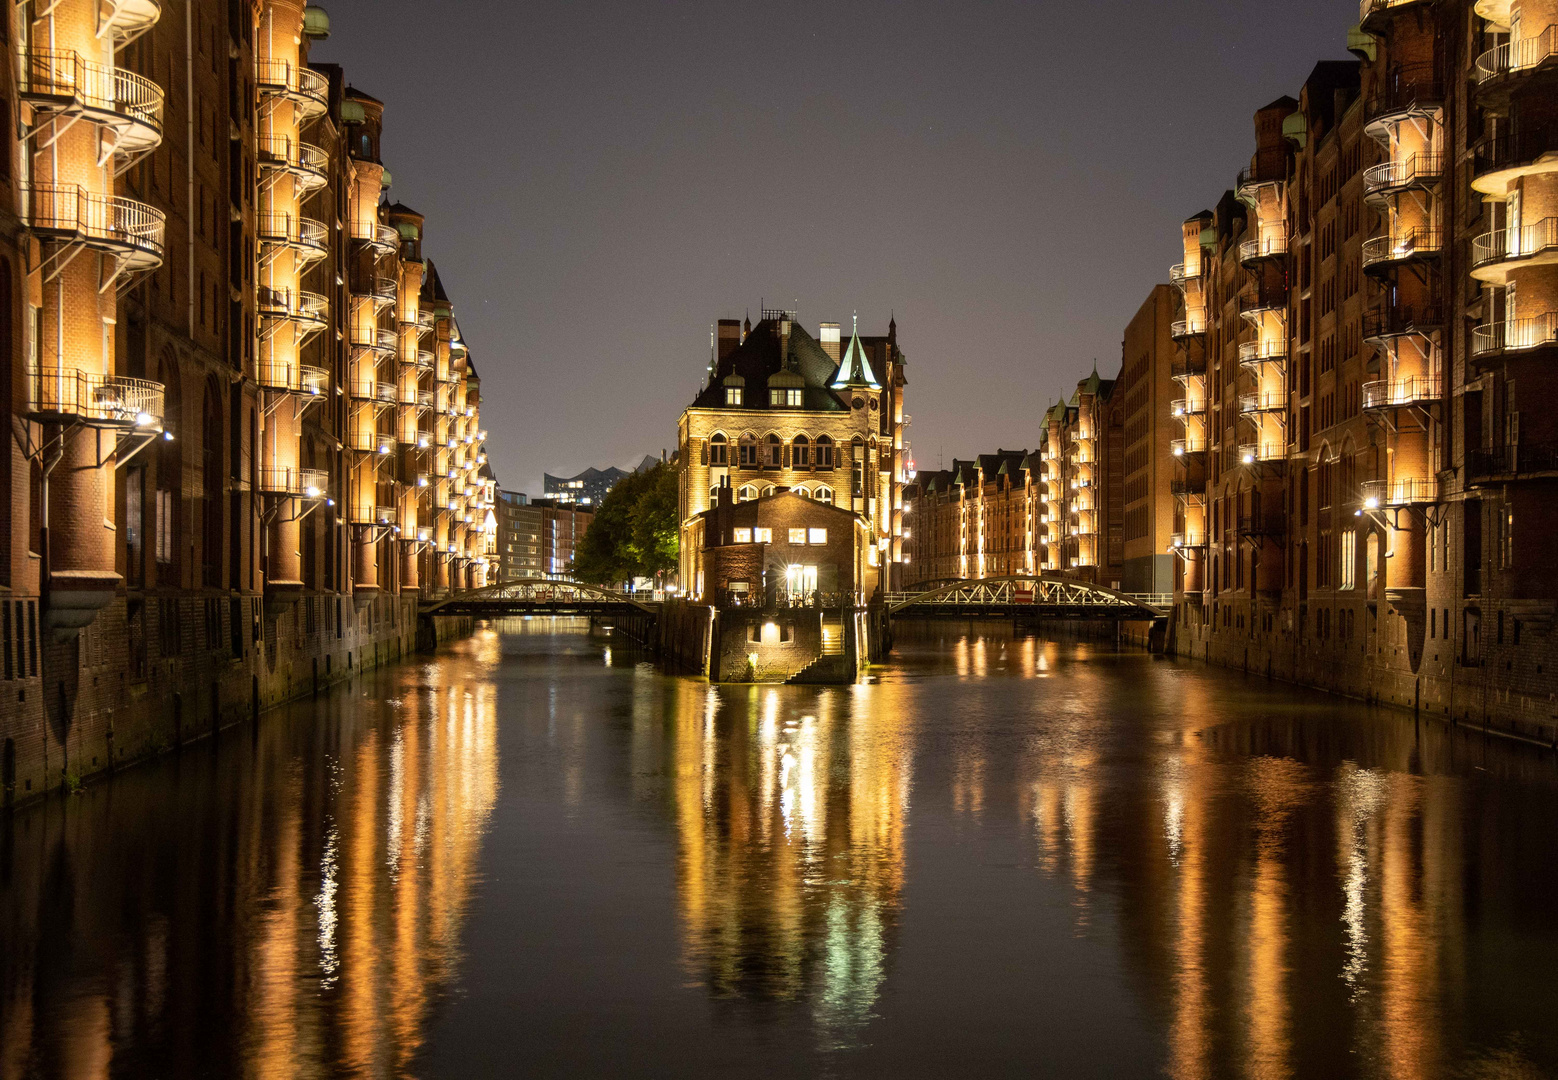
[155,355,181,586]
[762,485,776,497]
[710,485,721,504]
[766,433,782,466]
[814,485,833,505]
[709,432,728,466]
[793,486,810,499]
[815,434,834,468]
[738,433,757,466]
[202,379,224,587]
[738,485,757,503]
[792,434,810,468]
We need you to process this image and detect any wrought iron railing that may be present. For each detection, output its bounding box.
[1475,24,1558,85]
[1471,313,1558,358]
[257,135,328,184]
[1362,374,1441,410]
[18,49,164,135]
[1467,441,1558,478]
[1361,227,1443,268]
[1239,391,1286,415]
[28,368,163,428]
[1238,230,1289,263]
[256,362,328,395]
[1369,61,1443,119]
[1474,130,1558,179]
[1361,476,1438,506]
[259,287,328,324]
[1363,151,1445,196]
[258,213,329,257]
[1238,441,1285,464]
[257,467,328,497]
[23,183,166,260]
[1239,338,1288,364]
[1472,217,1558,270]
[1171,315,1206,338]
[254,58,328,115]
[1362,302,1443,340]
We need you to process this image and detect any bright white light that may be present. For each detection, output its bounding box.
[1241,452,1254,464]
[136,411,154,427]
[305,485,321,498]
[1364,496,1379,510]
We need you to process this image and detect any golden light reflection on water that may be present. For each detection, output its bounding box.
[669,679,911,1048]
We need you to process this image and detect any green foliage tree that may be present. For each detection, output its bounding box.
[570,462,679,586]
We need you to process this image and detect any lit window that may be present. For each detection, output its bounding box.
[754,528,772,543]
[725,387,742,406]
[794,487,810,499]
[733,527,752,543]
[762,485,776,497]
[808,528,827,545]
[788,528,807,544]
[814,486,833,505]
[738,485,756,502]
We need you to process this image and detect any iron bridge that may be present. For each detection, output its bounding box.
[884,575,1168,620]
[420,578,659,618]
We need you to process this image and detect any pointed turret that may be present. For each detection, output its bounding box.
[830,314,882,390]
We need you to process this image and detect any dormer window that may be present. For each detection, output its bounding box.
[725,387,743,406]
[769,388,802,407]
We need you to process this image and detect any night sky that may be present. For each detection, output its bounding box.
[316,0,1361,495]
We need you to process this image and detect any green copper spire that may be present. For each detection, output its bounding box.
[831,313,882,390]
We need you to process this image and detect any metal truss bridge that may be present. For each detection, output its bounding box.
[420,578,659,618]
[884,576,1169,620]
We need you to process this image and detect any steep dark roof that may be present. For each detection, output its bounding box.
[689,317,851,412]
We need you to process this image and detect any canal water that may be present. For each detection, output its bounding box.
[3,620,1557,1079]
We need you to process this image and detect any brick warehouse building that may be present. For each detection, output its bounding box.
[905,1,1558,739]
[0,0,491,805]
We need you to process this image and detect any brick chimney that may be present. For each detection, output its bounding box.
[717,319,741,362]
[819,321,840,361]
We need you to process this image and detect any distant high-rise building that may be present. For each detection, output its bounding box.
[496,491,594,580]
[543,456,659,508]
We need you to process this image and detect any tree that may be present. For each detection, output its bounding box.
[570,463,678,586]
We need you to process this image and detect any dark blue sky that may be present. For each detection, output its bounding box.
[317,0,1361,494]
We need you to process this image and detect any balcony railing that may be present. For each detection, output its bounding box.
[1240,286,1288,316]
[18,49,165,153]
[1169,262,1203,288]
[1475,24,1558,86]
[1238,230,1289,264]
[1362,303,1443,341]
[1171,437,1207,458]
[1363,151,1445,199]
[1238,392,1285,415]
[100,0,162,43]
[1169,478,1204,498]
[1236,150,1288,198]
[350,325,396,354]
[1473,131,1558,189]
[1467,440,1558,479]
[1237,508,1286,536]
[1472,217,1558,275]
[1170,397,1206,417]
[1171,316,1206,339]
[1361,476,1438,507]
[254,58,328,119]
[257,467,328,498]
[1171,355,1207,380]
[1369,61,1443,123]
[23,184,165,268]
[256,362,328,396]
[257,135,328,190]
[414,348,435,370]
[349,220,400,254]
[1359,0,1433,29]
[259,287,328,326]
[1361,227,1443,269]
[1471,313,1558,359]
[258,213,329,261]
[1239,338,1289,365]
[1169,532,1206,549]
[1238,441,1285,464]
[353,275,396,307]
[349,380,396,403]
[26,368,163,429]
[1362,374,1441,410]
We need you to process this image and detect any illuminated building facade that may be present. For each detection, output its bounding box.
[0,0,490,805]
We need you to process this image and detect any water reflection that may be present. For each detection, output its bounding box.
[0,632,500,1078]
[668,682,911,1047]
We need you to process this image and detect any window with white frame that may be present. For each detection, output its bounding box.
[725,386,742,406]
[788,528,807,544]
[709,433,728,465]
[753,528,772,543]
[1340,528,1356,590]
[733,528,752,543]
[808,528,827,545]
[814,486,833,505]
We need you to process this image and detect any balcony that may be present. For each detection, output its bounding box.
[1362,374,1441,411]
[347,427,393,454]
[1361,476,1438,508]
[1239,285,1288,319]
[100,0,162,44]
[1235,151,1288,202]
[353,275,396,309]
[1170,397,1206,418]
[258,213,329,265]
[1363,303,1443,343]
[23,184,165,271]
[1474,25,1558,105]
[1362,227,1442,272]
[1169,532,1206,550]
[259,287,328,330]
[1237,508,1286,537]
[1171,315,1206,340]
[1238,441,1285,465]
[1238,230,1288,265]
[350,325,396,356]
[414,348,435,370]
[1359,0,1434,31]
[1363,152,1445,203]
[1467,440,1558,482]
[1171,355,1207,380]
[349,380,396,404]
[1471,218,1558,284]
[1169,478,1205,500]
[350,220,400,255]
[254,58,328,121]
[1366,62,1443,135]
[18,50,165,157]
[1170,437,1207,459]
[1472,131,1558,195]
[26,368,163,430]
[400,309,436,336]
[256,362,328,396]
[1238,391,1285,416]
[257,135,328,193]
[1169,262,1203,289]
[257,467,328,498]
[1239,338,1289,366]
[1471,313,1558,361]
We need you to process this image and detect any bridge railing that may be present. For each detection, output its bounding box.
[883,576,1171,617]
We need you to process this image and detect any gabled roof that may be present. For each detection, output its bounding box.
[688,317,850,412]
[831,320,882,390]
